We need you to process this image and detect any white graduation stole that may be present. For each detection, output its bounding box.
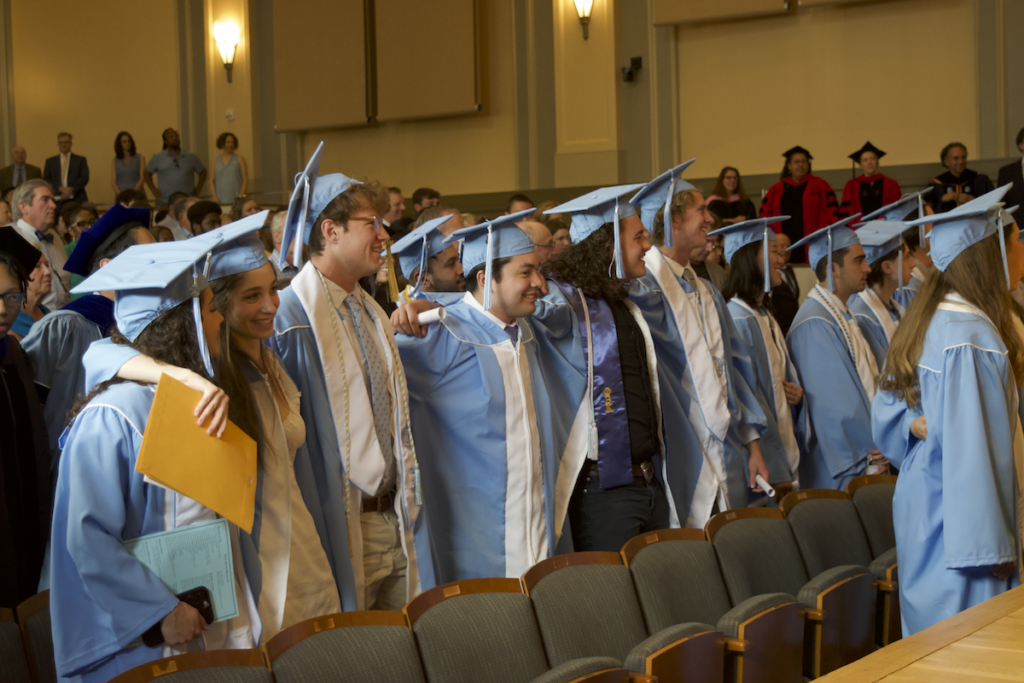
[808,285,879,401]
[646,247,731,440]
[858,288,904,344]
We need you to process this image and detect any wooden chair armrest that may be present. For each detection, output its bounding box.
[627,675,657,683]
[721,637,747,652]
[873,579,896,592]
[568,668,631,683]
[800,608,824,621]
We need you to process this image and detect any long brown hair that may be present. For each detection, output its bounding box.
[879,227,1024,409]
[710,166,750,203]
[211,271,287,457]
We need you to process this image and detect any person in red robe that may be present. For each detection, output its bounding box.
[840,141,901,219]
[760,146,839,264]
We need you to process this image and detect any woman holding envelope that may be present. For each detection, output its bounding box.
[96,218,341,644]
[48,230,262,682]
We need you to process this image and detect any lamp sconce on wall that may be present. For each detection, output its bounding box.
[573,0,593,40]
[214,21,240,83]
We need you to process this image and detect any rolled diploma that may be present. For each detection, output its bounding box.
[417,307,447,325]
[755,474,775,498]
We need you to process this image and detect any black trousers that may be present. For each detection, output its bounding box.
[567,465,671,553]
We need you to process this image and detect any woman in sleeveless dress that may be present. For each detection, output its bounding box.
[211,132,249,206]
[110,131,146,200]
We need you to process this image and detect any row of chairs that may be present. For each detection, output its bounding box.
[2,476,897,683]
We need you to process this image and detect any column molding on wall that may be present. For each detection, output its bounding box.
[1002,0,1024,157]
[0,0,15,162]
[175,0,209,168]
[511,0,556,191]
[975,0,1003,159]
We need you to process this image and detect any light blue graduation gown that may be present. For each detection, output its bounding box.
[271,263,425,610]
[787,298,877,490]
[49,378,259,681]
[891,270,925,309]
[871,299,1022,635]
[629,249,767,525]
[850,291,902,369]
[396,296,571,586]
[726,299,806,485]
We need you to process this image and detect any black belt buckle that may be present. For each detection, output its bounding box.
[639,460,654,484]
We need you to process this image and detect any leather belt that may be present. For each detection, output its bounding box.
[361,490,394,513]
[583,459,656,483]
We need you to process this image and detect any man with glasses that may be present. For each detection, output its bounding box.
[143,128,207,207]
[11,179,70,309]
[272,142,426,611]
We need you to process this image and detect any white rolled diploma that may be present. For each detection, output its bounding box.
[755,474,775,498]
[417,307,447,326]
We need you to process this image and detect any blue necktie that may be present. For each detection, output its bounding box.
[504,325,518,346]
[35,230,54,244]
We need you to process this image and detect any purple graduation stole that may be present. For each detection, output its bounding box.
[553,280,633,489]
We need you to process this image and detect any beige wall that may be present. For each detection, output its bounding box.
[10,0,179,206]
[304,0,516,198]
[675,0,978,178]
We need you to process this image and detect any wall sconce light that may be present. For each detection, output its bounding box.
[214,21,240,83]
[573,0,593,40]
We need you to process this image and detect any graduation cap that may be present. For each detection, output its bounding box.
[907,184,1014,288]
[783,146,813,160]
[707,216,788,293]
[201,210,273,281]
[444,208,536,311]
[788,213,862,292]
[629,159,697,247]
[544,184,645,278]
[849,141,886,163]
[0,226,42,280]
[389,214,454,297]
[72,236,226,377]
[855,220,908,292]
[64,204,152,276]
[278,141,363,270]
[858,189,930,244]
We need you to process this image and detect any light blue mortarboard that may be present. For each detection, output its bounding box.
[278,141,363,269]
[64,204,152,276]
[200,210,273,281]
[389,214,454,295]
[707,216,787,293]
[907,184,1014,287]
[858,189,930,243]
[543,184,646,279]
[855,220,909,293]
[71,237,225,377]
[628,159,697,247]
[788,213,863,292]
[443,208,536,311]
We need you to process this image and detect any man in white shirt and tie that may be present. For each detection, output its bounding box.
[11,179,70,309]
[43,132,90,209]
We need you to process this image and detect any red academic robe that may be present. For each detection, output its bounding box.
[840,174,901,219]
[760,175,839,263]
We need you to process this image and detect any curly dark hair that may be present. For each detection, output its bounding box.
[216,132,238,150]
[542,223,627,301]
[68,298,211,422]
[722,241,775,314]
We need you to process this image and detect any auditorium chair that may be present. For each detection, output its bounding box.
[404,578,627,683]
[1,607,32,683]
[106,649,271,683]
[523,552,723,682]
[621,529,803,683]
[705,508,875,679]
[846,474,901,643]
[15,591,55,683]
[263,610,425,683]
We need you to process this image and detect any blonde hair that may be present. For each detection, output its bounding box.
[651,188,702,246]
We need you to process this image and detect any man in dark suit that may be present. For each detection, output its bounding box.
[0,146,42,189]
[997,127,1024,210]
[43,132,89,207]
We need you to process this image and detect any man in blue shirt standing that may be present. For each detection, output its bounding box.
[143,128,207,206]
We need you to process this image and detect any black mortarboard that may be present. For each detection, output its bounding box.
[0,226,42,277]
[849,141,886,163]
[782,146,813,160]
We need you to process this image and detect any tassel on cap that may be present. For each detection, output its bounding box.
[483,221,494,310]
[385,240,400,302]
[663,177,675,249]
[762,227,771,293]
[826,229,835,292]
[999,212,1011,290]
[613,201,625,279]
[918,193,926,245]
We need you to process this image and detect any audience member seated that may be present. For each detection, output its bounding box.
[412,186,440,215]
[157,192,193,240]
[11,251,50,340]
[544,217,571,258]
[927,141,993,213]
[0,227,50,610]
[383,186,406,227]
[11,180,70,309]
[517,219,555,265]
[0,145,42,189]
[760,146,839,264]
[111,131,147,200]
[414,205,465,235]
[533,199,563,224]
[186,200,222,236]
[116,188,140,207]
[152,225,174,242]
[2,186,14,204]
[841,142,901,218]
[505,192,534,215]
[689,238,726,291]
[268,211,300,287]
[708,166,757,225]
[210,132,248,205]
[770,231,800,335]
[997,126,1024,210]
[43,132,89,207]
[144,127,207,206]
[229,195,260,222]
[460,212,483,226]
[0,198,11,226]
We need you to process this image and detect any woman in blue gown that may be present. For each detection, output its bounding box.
[873,190,1024,635]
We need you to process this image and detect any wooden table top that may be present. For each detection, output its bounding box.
[819,586,1024,682]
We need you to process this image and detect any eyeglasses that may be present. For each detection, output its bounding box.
[74,219,97,229]
[1,292,26,307]
[349,216,383,235]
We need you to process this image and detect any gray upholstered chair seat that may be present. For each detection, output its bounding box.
[142,668,272,683]
[532,657,623,683]
[621,622,716,673]
[271,624,425,683]
[797,564,870,608]
[869,547,898,579]
[0,620,32,683]
[716,592,797,638]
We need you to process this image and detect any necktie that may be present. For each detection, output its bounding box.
[15,166,23,186]
[60,155,69,188]
[681,267,705,334]
[34,230,54,244]
[343,293,394,493]
[504,325,518,346]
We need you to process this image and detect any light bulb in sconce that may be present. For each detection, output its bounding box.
[214,21,240,83]
[573,0,594,40]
